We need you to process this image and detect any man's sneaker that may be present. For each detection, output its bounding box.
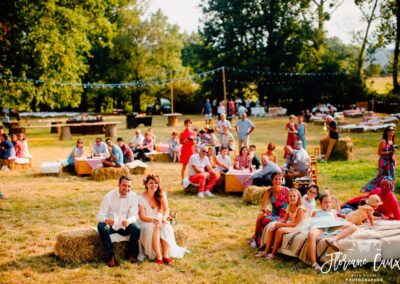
[250,240,257,249]
[204,191,214,197]
[197,192,204,199]
[318,158,327,163]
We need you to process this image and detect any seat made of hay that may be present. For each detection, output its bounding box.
[320,137,353,161]
[242,186,269,205]
[125,160,148,175]
[145,151,172,162]
[182,177,199,194]
[54,227,188,264]
[91,167,130,181]
[41,161,62,175]
[0,157,31,170]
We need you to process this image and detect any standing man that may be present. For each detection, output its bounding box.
[319,115,339,162]
[97,175,141,267]
[201,98,213,126]
[235,113,255,149]
[214,113,232,145]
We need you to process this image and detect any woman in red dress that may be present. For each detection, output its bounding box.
[285,115,298,148]
[180,119,196,182]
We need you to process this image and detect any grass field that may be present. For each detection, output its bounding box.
[366,76,393,95]
[1,115,399,284]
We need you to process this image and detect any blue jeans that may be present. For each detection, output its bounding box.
[97,222,141,260]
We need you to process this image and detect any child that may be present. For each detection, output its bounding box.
[256,188,307,260]
[345,194,382,226]
[168,131,180,163]
[302,184,319,214]
[286,115,298,148]
[264,142,278,164]
[297,114,307,149]
[304,194,357,271]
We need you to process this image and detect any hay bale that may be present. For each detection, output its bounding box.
[153,153,172,163]
[184,183,199,194]
[54,228,128,263]
[91,167,130,181]
[242,186,269,205]
[330,137,353,161]
[174,227,188,247]
[130,167,147,175]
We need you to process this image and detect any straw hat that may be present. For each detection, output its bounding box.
[366,194,383,207]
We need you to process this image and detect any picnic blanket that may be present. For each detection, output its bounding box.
[277,221,400,265]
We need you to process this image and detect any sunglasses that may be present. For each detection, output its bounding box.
[202,150,208,153]
[308,189,318,195]
[77,142,83,144]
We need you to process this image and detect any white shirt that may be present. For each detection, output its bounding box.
[93,142,110,158]
[216,154,232,171]
[292,148,309,172]
[302,194,315,214]
[217,105,226,115]
[188,153,210,177]
[216,119,231,134]
[130,134,144,148]
[96,189,139,225]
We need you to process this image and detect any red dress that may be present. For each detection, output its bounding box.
[179,128,195,164]
[286,122,298,148]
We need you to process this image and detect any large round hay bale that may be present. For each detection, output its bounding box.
[91,167,130,181]
[330,137,353,161]
[54,228,129,263]
[243,186,269,205]
[154,153,172,163]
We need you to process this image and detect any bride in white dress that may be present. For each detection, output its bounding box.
[138,175,188,264]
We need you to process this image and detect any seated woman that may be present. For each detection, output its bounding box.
[264,142,278,164]
[10,134,22,158]
[67,139,85,171]
[234,146,252,171]
[297,193,357,271]
[221,126,235,153]
[249,172,289,248]
[138,175,187,264]
[17,133,31,158]
[256,188,307,259]
[168,131,180,163]
[135,131,154,161]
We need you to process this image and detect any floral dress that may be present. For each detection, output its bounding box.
[254,186,289,247]
[361,142,396,192]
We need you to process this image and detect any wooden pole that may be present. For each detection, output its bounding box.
[170,70,174,113]
[222,67,227,110]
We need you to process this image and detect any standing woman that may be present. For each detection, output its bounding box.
[249,172,289,248]
[297,114,307,149]
[361,126,396,192]
[138,175,187,264]
[180,119,196,183]
[286,115,298,148]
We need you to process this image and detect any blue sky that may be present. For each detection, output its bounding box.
[148,0,364,44]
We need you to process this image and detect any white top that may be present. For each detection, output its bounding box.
[93,142,110,157]
[217,105,226,115]
[216,119,232,134]
[302,194,315,214]
[221,132,235,150]
[96,189,139,227]
[188,153,210,177]
[130,134,145,148]
[292,148,309,172]
[216,154,232,171]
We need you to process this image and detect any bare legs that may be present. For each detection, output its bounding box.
[181,163,187,182]
[308,228,324,265]
[152,224,170,261]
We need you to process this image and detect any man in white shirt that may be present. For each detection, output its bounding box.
[188,146,218,198]
[246,155,282,186]
[97,175,141,267]
[235,113,255,149]
[214,114,232,144]
[129,129,144,151]
[286,140,310,187]
[216,146,232,173]
[93,137,110,158]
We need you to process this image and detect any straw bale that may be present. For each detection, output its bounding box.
[242,186,269,205]
[184,183,199,194]
[130,167,147,175]
[153,153,172,163]
[174,226,188,247]
[91,167,130,181]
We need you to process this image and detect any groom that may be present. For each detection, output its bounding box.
[97,175,141,267]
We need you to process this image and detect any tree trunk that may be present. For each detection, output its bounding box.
[393,0,400,93]
[80,90,88,112]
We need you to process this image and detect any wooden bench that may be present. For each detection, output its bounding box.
[126,115,153,129]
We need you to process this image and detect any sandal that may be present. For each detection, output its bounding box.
[325,239,340,252]
[264,254,275,261]
[255,251,266,258]
[312,263,321,272]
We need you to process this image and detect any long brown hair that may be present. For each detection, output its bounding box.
[143,174,163,209]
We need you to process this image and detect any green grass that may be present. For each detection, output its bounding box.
[366,76,393,94]
[0,115,399,283]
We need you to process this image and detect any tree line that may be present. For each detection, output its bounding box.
[0,0,399,113]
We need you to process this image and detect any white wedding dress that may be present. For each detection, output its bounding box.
[138,195,188,260]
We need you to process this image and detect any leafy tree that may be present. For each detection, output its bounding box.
[365,63,382,77]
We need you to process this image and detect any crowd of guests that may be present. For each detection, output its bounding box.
[0,132,31,160]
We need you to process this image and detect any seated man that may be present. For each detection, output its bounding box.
[285,141,309,188]
[249,145,261,169]
[93,137,110,158]
[246,155,282,186]
[129,129,144,152]
[117,137,134,164]
[342,177,400,220]
[216,146,233,174]
[0,133,15,159]
[188,145,218,199]
[103,138,124,168]
[97,175,141,267]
